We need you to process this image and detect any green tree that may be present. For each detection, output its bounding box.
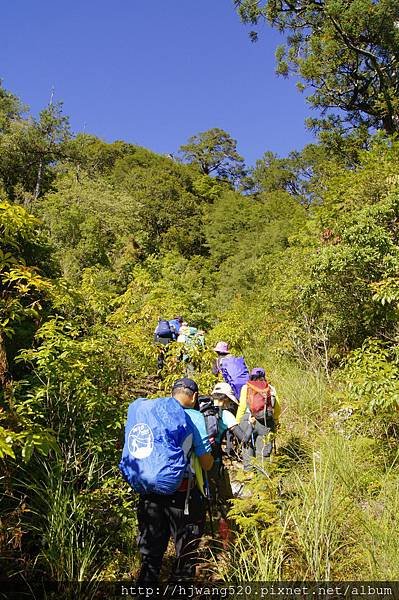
[249,144,340,205]
[0,83,24,133]
[111,154,208,258]
[235,0,399,134]
[0,97,70,201]
[32,102,70,199]
[0,199,53,386]
[64,134,135,177]
[292,138,399,365]
[38,173,140,281]
[179,128,245,184]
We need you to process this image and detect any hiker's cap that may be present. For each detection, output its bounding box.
[212,381,238,404]
[172,377,199,394]
[250,367,265,378]
[214,341,229,353]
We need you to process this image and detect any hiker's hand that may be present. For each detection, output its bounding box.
[249,416,256,426]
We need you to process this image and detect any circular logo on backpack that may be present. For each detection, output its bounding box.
[128,423,154,459]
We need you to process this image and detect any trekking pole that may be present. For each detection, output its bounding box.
[204,473,215,537]
[207,497,215,537]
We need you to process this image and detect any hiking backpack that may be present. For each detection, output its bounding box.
[168,319,181,338]
[198,396,220,446]
[246,380,275,424]
[154,319,174,345]
[119,397,192,494]
[178,326,199,346]
[220,356,249,400]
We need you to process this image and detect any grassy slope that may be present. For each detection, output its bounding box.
[214,357,399,581]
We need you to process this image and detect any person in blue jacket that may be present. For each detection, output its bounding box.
[136,378,213,583]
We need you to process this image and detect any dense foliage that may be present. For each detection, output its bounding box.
[1,72,398,584]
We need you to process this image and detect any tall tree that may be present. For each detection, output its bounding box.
[0,94,70,201]
[179,128,245,184]
[234,0,399,134]
[0,84,24,133]
[32,101,70,199]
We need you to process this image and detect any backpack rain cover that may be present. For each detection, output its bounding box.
[119,397,193,494]
[220,356,249,400]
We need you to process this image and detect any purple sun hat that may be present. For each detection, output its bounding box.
[214,341,229,354]
[250,367,266,378]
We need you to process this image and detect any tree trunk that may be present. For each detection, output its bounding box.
[34,159,43,200]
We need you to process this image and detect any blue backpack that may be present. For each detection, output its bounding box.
[168,319,181,337]
[119,397,193,495]
[154,319,174,344]
[220,356,249,400]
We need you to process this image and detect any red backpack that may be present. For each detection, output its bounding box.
[246,380,272,418]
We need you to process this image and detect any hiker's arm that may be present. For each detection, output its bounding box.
[229,423,251,443]
[199,453,214,471]
[223,410,252,444]
[187,411,214,471]
[235,385,248,423]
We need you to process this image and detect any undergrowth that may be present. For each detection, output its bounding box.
[215,361,399,581]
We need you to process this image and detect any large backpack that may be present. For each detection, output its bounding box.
[220,356,249,400]
[119,397,193,495]
[198,396,220,447]
[247,380,275,423]
[178,326,198,347]
[168,319,181,338]
[154,319,174,345]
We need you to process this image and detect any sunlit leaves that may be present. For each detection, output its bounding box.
[235,0,399,134]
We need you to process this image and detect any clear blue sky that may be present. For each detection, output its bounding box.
[2,0,315,166]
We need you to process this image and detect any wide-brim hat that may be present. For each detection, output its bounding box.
[213,341,229,354]
[212,381,238,404]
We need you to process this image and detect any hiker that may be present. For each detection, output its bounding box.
[202,382,252,505]
[154,318,174,345]
[212,341,249,401]
[169,316,183,338]
[154,316,185,345]
[119,378,213,583]
[195,329,205,349]
[212,341,231,376]
[154,317,183,371]
[177,323,204,348]
[236,367,281,471]
[177,324,205,376]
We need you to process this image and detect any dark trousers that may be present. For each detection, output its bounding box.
[136,487,206,583]
[239,414,272,471]
[207,459,233,509]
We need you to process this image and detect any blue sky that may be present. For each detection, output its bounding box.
[2,0,315,166]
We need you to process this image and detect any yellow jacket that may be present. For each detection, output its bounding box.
[236,383,281,424]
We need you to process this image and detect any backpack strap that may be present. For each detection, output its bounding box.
[225,429,233,457]
[246,381,270,398]
[247,381,272,422]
